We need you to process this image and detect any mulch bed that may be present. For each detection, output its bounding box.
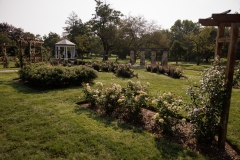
[78,102,240,160]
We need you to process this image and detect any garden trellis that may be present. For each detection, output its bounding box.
[199,10,240,149]
[17,37,44,67]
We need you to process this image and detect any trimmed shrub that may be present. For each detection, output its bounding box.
[115,64,138,78]
[83,80,150,122]
[146,64,183,79]
[18,63,98,89]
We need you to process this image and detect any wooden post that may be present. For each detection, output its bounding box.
[215,23,225,58]
[218,22,239,149]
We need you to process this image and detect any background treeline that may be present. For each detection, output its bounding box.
[1,0,240,65]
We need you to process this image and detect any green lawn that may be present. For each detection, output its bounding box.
[0,61,240,159]
[0,71,207,159]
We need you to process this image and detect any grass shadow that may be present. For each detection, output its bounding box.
[7,79,84,95]
[74,105,144,134]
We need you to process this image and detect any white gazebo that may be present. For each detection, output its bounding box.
[55,39,76,60]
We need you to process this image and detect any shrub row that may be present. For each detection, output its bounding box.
[83,80,184,134]
[51,60,137,78]
[18,62,98,89]
[146,65,183,78]
[88,61,138,78]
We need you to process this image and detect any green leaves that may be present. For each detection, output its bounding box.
[18,63,98,89]
[186,58,227,142]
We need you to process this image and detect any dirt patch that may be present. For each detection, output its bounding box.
[78,102,240,160]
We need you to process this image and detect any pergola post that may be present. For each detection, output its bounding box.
[199,10,240,150]
[218,22,239,149]
[215,23,225,57]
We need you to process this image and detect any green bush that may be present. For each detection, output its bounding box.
[186,59,227,143]
[233,63,240,87]
[115,64,138,78]
[169,67,183,78]
[152,92,184,135]
[83,80,150,122]
[92,62,101,71]
[18,63,98,89]
[146,64,183,79]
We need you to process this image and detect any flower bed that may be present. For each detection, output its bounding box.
[83,80,184,133]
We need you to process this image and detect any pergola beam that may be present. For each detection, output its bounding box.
[198,19,231,27]
[217,37,230,43]
[212,14,240,22]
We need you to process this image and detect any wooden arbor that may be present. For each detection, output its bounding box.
[18,37,44,67]
[0,43,9,68]
[199,10,240,149]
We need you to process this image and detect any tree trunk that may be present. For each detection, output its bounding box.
[102,39,108,61]
[197,53,201,65]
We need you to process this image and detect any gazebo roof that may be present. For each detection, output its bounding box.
[55,39,75,46]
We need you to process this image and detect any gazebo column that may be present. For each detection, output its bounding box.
[72,47,74,59]
[65,46,68,59]
[55,46,57,58]
[74,46,75,58]
[58,47,60,59]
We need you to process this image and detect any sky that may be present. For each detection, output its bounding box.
[0,0,240,37]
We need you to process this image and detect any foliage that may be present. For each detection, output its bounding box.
[83,80,184,132]
[186,59,227,143]
[146,64,183,79]
[82,61,138,78]
[91,61,101,71]
[170,20,200,61]
[43,32,61,55]
[190,27,216,65]
[18,63,98,89]
[152,92,184,134]
[0,22,24,41]
[115,64,138,78]
[170,40,187,64]
[83,80,150,122]
[64,11,85,42]
[233,62,240,87]
[88,0,123,60]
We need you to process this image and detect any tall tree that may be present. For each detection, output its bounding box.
[191,26,216,65]
[169,40,187,65]
[88,0,123,61]
[170,20,200,61]
[0,22,24,41]
[117,15,160,60]
[64,11,86,43]
[43,32,61,55]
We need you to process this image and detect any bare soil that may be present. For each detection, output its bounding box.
[78,103,240,160]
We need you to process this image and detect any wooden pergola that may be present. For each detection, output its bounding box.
[0,43,9,68]
[18,37,44,65]
[199,10,240,149]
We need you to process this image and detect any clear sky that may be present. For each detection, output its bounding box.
[0,0,239,37]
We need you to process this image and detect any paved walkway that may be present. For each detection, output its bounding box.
[0,70,18,73]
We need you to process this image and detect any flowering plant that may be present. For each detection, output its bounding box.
[233,62,240,87]
[152,92,184,134]
[82,80,150,122]
[186,58,227,142]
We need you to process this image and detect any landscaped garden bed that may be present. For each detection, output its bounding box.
[79,60,240,160]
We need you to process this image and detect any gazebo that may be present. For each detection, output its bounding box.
[55,39,76,60]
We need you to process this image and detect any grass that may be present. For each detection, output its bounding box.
[0,72,207,159]
[0,60,240,159]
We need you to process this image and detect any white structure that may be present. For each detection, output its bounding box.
[55,39,76,60]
